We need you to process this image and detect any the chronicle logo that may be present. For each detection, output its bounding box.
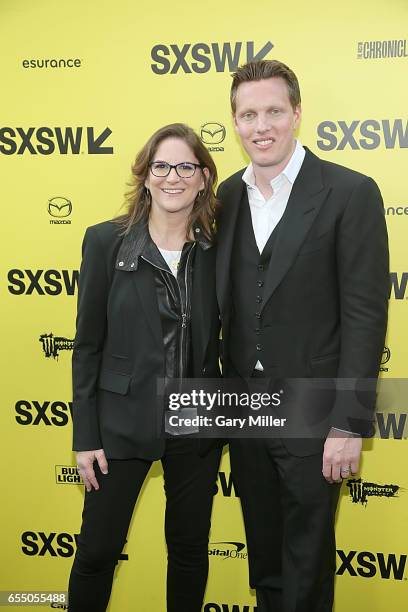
[15,400,72,426]
[200,123,226,152]
[203,604,256,612]
[48,197,72,224]
[316,119,408,150]
[0,127,113,155]
[380,346,390,372]
[151,41,274,74]
[21,532,129,560]
[7,269,79,295]
[346,478,400,506]
[55,465,82,484]
[39,334,74,359]
[336,549,407,580]
[208,542,247,560]
[389,272,408,300]
[357,40,408,60]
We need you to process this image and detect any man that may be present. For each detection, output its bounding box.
[216,60,389,612]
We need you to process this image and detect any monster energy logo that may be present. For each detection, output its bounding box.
[39,333,74,359]
[346,478,400,506]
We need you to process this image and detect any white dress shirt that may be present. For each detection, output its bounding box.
[242,139,306,254]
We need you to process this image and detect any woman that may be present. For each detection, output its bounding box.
[68,123,222,611]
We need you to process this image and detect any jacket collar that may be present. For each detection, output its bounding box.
[115,219,212,272]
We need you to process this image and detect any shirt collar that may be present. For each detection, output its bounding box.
[242,139,305,190]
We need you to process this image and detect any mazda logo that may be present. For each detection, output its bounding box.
[48,197,72,218]
[200,122,226,145]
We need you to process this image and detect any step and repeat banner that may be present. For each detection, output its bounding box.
[1,0,407,610]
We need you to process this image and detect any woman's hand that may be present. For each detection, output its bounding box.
[76,449,108,492]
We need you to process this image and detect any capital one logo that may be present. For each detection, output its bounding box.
[0,127,113,155]
[151,41,274,74]
[316,119,408,150]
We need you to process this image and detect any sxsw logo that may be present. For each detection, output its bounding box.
[151,41,274,74]
[15,400,73,426]
[0,127,113,155]
[336,549,407,580]
[376,412,407,439]
[215,471,239,497]
[21,531,128,560]
[7,269,79,295]
[389,272,408,300]
[316,119,408,150]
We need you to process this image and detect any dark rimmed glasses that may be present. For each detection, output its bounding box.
[149,161,202,179]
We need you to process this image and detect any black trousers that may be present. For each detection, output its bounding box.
[229,437,341,612]
[68,439,222,612]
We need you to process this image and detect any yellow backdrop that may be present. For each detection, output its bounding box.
[1,0,407,610]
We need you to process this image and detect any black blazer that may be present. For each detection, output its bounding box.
[216,147,389,455]
[72,220,220,460]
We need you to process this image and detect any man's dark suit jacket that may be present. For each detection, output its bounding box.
[72,220,220,460]
[216,147,389,455]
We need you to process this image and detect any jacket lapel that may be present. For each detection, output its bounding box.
[216,172,245,314]
[261,148,331,310]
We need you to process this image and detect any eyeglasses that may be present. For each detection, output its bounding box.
[149,161,202,178]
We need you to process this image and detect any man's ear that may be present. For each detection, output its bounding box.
[293,104,302,130]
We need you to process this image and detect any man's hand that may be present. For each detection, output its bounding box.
[76,449,108,492]
[322,428,362,484]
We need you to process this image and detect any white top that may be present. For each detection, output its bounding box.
[158,247,182,276]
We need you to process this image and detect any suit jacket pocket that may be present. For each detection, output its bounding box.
[310,354,339,377]
[98,369,131,395]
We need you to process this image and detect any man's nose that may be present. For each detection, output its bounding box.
[254,114,272,133]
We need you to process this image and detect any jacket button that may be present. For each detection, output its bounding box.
[257,264,264,272]
[256,296,263,303]
[256,344,262,351]
[130,262,135,268]
[255,328,261,334]
[118,261,124,267]
[202,367,206,374]
[257,280,264,287]
[255,312,261,319]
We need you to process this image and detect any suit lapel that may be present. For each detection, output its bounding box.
[261,148,331,310]
[216,173,245,314]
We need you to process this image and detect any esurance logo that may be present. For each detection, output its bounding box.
[316,119,408,150]
[39,334,74,359]
[7,269,79,295]
[346,478,400,506]
[357,39,408,60]
[208,542,247,560]
[0,127,113,155]
[151,41,274,74]
[336,549,407,580]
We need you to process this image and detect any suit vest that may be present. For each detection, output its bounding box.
[229,189,282,377]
